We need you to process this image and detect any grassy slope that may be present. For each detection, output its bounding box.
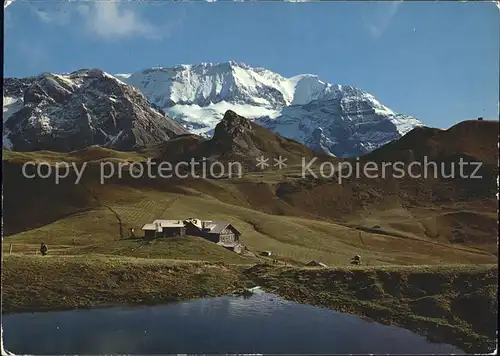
[3,150,496,265]
[5,188,495,266]
[3,144,497,258]
[1,255,249,313]
[246,263,498,353]
[2,146,149,164]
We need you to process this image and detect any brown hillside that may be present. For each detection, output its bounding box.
[2,161,97,236]
[363,120,499,165]
[271,120,498,249]
[2,117,497,252]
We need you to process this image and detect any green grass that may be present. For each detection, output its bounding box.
[1,255,250,314]
[71,236,255,263]
[6,187,495,266]
[2,147,149,164]
[245,263,498,353]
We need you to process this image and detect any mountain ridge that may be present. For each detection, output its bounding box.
[3,69,189,152]
[119,61,423,157]
[3,62,423,156]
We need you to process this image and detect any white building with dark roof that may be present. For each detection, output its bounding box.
[141,220,186,238]
[141,218,243,253]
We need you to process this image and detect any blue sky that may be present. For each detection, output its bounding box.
[4,0,499,128]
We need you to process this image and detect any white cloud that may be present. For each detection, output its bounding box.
[77,1,164,40]
[13,0,178,41]
[364,1,403,39]
[4,0,15,9]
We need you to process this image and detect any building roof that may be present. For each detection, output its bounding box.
[184,218,203,229]
[152,219,185,228]
[142,220,184,231]
[142,223,159,231]
[141,218,240,234]
[184,219,228,233]
[204,221,240,235]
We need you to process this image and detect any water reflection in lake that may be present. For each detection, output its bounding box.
[3,290,464,354]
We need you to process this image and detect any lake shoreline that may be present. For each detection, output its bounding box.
[2,255,497,353]
[245,263,498,354]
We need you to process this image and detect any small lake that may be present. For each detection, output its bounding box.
[3,289,464,354]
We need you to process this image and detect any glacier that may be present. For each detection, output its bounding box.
[120,61,423,157]
[3,61,422,157]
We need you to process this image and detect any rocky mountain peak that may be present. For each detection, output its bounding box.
[3,70,188,152]
[213,110,253,140]
[210,110,256,154]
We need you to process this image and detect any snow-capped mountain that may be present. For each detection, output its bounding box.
[119,61,423,157]
[3,69,188,152]
[3,62,422,156]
